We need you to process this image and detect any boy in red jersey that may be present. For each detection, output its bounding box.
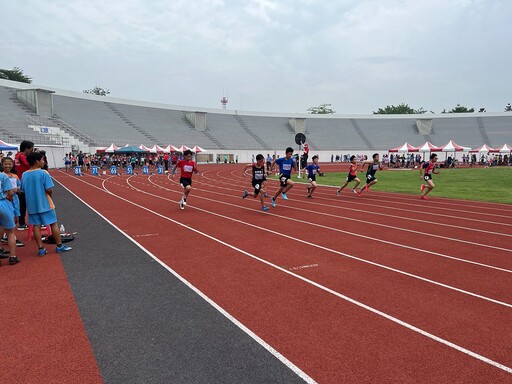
[172,150,199,209]
[419,153,440,200]
[336,155,360,196]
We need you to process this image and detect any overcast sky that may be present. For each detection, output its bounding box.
[2,0,511,114]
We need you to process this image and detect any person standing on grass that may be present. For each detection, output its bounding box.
[20,151,72,257]
[0,171,19,265]
[303,155,320,198]
[357,153,383,197]
[270,147,297,207]
[336,155,361,197]
[242,154,269,211]
[419,153,440,200]
[172,149,199,210]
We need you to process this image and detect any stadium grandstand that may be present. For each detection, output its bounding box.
[1,78,511,167]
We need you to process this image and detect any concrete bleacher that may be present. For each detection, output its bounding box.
[112,103,215,148]
[204,113,262,149]
[52,95,150,145]
[476,116,511,147]
[237,115,294,149]
[429,116,484,147]
[1,79,510,153]
[0,86,65,144]
[305,118,368,150]
[354,117,420,149]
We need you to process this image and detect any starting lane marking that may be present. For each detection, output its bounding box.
[132,233,159,238]
[288,264,319,271]
[55,173,512,375]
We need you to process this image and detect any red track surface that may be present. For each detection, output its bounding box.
[7,163,512,383]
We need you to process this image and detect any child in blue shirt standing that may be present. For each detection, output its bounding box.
[0,172,18,265]
[21,152,72,256]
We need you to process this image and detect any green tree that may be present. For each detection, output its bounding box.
[83,86,110,96]
[505,103,511,112]
[0,67,32,83]
[442,104,475,113]
[307,103,335,114]
[372,103,426,114]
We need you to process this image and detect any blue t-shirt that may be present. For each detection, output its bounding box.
[275,157,296,177]
[305,163,320,178]
[0,173,14,200]
[20,169,55,214]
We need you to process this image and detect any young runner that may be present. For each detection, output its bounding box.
[172,150,199,210]
[336,155,360,196]
[270,147,297,207]
[419,153,440,200]
[357,153,383,197]
[242,154,269,211]
[303,155,320,198]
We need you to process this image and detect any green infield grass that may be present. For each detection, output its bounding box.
[278,167,512,204]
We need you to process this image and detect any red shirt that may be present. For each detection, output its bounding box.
[175,160,198,179]
[348,163,357,176]
[422,161,436,175]
[14,152,30,180]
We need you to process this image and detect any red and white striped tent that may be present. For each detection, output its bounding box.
[155,145,169,153]
[439,140,471,152]
[414,142,443,152]
[178,145,191,152]
[104,143,120,153]
[489,144,512,153]
[138,145,151,152]
[469,144,495,153]
[388,142,418,152]
[191,145,206,153]
[167,145,180,152]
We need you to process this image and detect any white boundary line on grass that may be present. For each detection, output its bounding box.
[54,173,512,375]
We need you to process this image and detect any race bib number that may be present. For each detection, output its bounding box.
[183,165,193,173]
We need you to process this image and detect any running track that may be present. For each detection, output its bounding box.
[3,163,511,383]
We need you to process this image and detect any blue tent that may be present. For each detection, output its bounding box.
[0,140,18,151]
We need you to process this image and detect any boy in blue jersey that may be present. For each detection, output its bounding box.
[270,147,297,207]
[21,152,72,256]
[0,172,18,265]
[303,155,320,198]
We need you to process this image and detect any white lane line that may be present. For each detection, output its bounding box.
[131,176,512,307]
[199,172,512,236]
[55,173,512,375]
[53,175,317,384]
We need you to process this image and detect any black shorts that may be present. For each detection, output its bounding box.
[346,174,357,182]
[279,174,291,187]
[423,174,432,181]
[252,179,265,195]
[366,175,376,184]
[308,175,316,183]
[180,177,192,188]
